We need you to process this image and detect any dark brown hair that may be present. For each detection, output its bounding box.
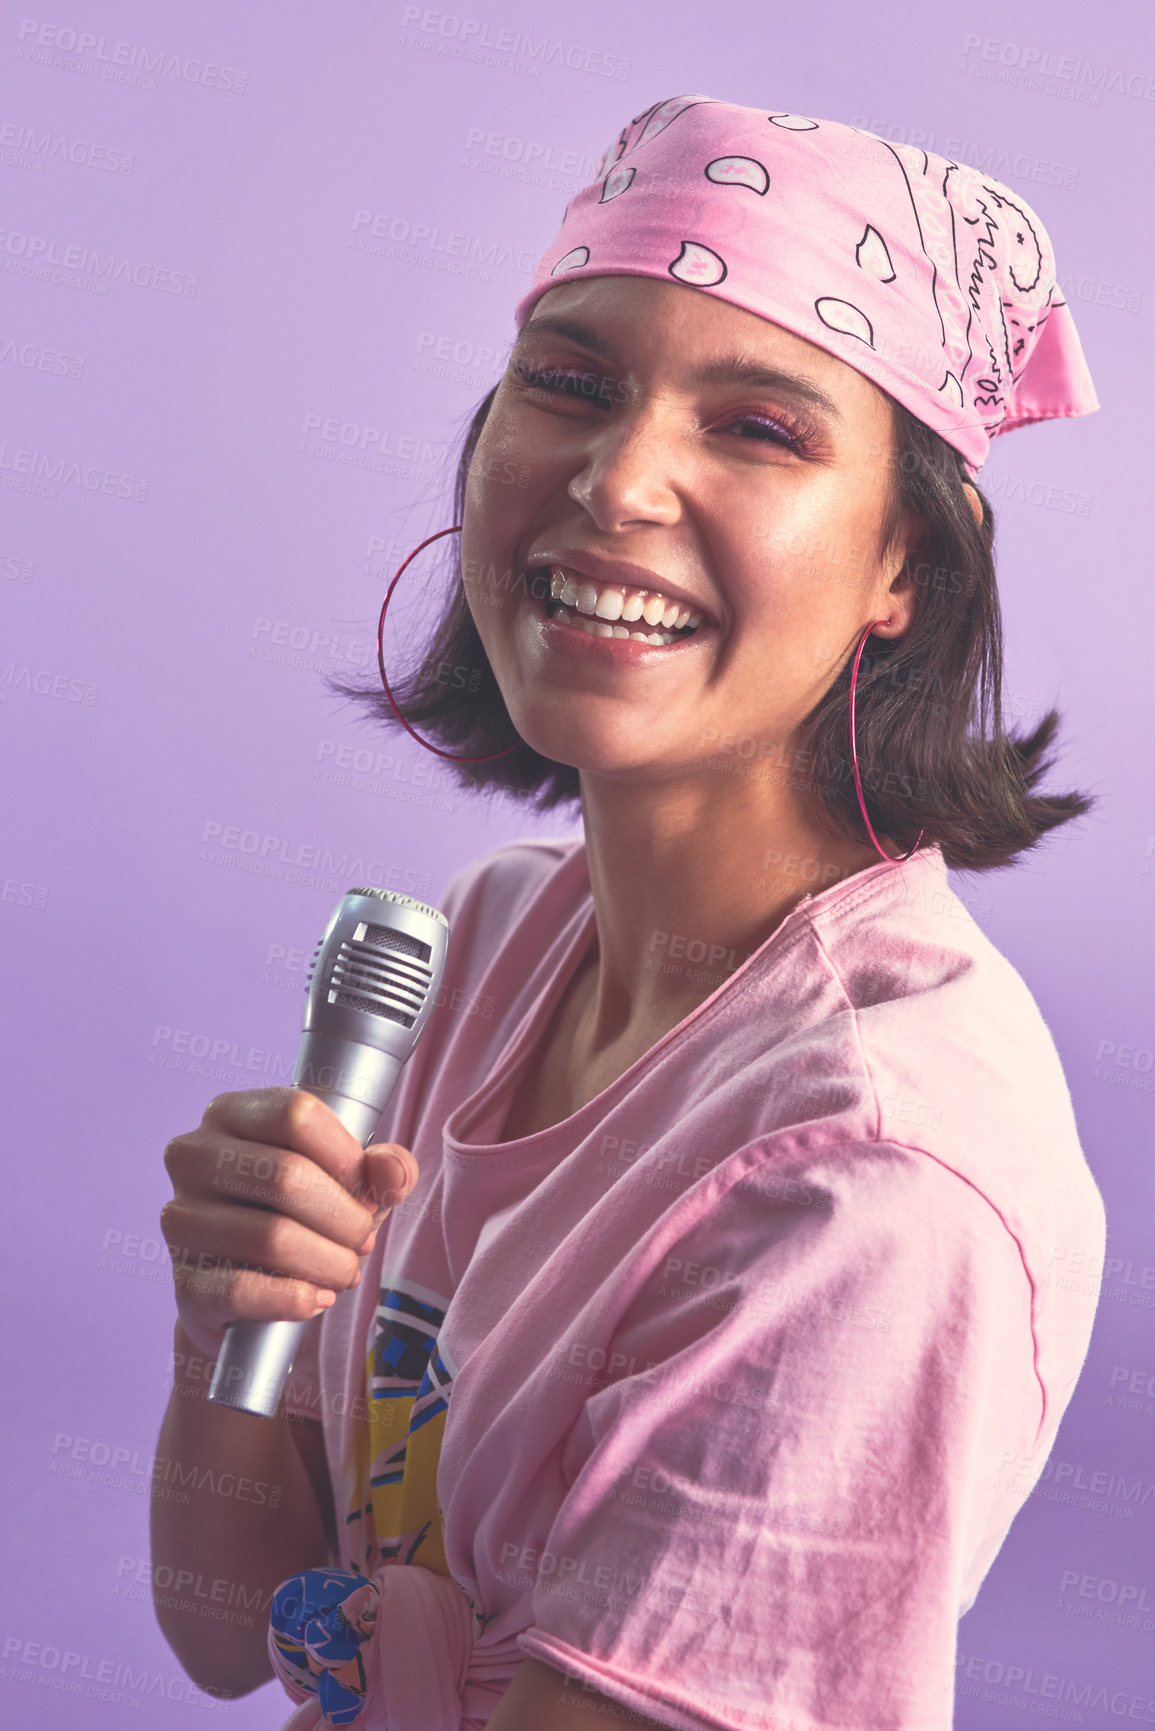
[328,386,1095,872]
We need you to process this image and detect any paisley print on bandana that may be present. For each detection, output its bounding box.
[513,94,1099,474]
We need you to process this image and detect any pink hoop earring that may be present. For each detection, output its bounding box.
[849,621,924,865]
[377,524,520,764]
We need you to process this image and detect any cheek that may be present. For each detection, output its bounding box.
[459,520,527,653]
[472,392,578,506]
[471,396,540,484]
[759,487,882,603]
[461,437,524,614]
[463,415,543,549]
[458,525,503,631]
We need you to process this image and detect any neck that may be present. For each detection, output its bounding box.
[572,764,889,1057]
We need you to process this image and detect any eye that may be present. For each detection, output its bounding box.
[722,411,811,454]
[509,358,615,407]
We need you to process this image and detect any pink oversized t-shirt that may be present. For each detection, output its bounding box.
[283,835,1106,1731]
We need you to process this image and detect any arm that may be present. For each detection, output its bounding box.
[149,1322,336,1698]
[487,1658,672,1730]
[151,1087,418,1698]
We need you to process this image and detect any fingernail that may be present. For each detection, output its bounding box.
[358,1229,378,1257]
[312,1290,336,1312]
[383,1157,408,1192]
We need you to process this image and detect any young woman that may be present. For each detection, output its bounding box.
[154,96,1106,1730]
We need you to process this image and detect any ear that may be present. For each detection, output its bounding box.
[962,481,984,531]
[874,506,926,643]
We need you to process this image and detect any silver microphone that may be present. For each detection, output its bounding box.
[207,886,450,1418]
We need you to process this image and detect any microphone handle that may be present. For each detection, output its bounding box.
[207,1086,390,1419]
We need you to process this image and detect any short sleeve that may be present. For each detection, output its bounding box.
[516,1141,1042,1731]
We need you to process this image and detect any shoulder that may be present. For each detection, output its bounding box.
[774,852,1105,1427]
[800,847,1085,1158]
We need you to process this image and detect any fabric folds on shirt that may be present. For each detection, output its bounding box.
[281,835,1105,1731]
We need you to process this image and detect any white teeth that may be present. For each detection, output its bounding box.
[545,565,703,632]
[551,600,680,645]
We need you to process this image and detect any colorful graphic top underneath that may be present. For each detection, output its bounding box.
[268,1279,459,1727]
[345,1276,456,1580]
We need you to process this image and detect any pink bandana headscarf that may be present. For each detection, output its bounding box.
[513,95,1100,475]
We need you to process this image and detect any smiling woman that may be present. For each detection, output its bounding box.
[356,274,1091,874]
[154,94,1107,1731]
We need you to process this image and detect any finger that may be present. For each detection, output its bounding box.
[201,1088,368,1194]
[358,1144,418,1220]
[199,1090,412,1229]
[168,1138,378,1252]
[162,1198,362,1295]
[173,1257,337,1333]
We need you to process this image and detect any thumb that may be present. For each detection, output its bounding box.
[359,1142,417,1222]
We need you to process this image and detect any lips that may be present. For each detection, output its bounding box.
[523,547,713,627]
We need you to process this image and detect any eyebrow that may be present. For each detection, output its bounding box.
[516,313,843,421]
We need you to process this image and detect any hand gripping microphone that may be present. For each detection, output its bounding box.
[207,887,450,1418]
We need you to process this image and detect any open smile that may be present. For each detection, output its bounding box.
[525,563,711,652]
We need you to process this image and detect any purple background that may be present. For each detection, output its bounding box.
[2,1,1152,1725]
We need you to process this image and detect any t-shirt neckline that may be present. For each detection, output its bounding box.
[443,836,942,1157]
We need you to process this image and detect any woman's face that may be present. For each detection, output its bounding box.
[460,275,917,784]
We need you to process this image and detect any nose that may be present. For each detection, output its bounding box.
[566,404,683,533]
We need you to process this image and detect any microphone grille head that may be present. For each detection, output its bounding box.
[348,887,449,931]
[302,887,451,1048]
